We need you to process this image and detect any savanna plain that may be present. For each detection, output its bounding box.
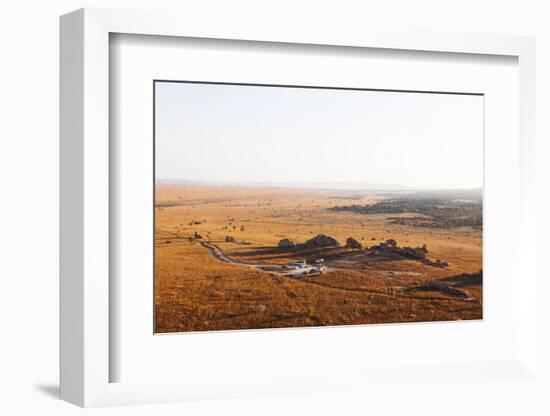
[155,185,482,333]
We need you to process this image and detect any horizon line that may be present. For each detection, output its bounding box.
[155,178,483,192]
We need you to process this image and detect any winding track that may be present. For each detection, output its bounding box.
[198,239,325,277]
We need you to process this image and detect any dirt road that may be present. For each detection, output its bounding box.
[199,240,326,277]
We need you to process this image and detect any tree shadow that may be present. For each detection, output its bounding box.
[231,246,347,260]
[439,272,482,287]
[229,246,295,257]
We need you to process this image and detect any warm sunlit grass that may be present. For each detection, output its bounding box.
[155,185,482,333]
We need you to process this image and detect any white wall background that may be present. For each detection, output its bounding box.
[0,1,548,415]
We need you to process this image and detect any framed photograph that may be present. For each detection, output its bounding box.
[153,80,484,334]
[60,8,538,408]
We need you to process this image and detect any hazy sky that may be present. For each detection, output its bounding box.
[155,82,483,190]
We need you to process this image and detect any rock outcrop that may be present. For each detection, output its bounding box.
[345,237,362,249]
[372,240,429,261]
[278,238,295,248]
[399,245,428,260]
[385,239,397,248]
[295,234,340,250]
[369,240,448,267]
[280,234,340,250]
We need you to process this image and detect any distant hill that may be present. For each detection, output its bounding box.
[156,178,415,191]
[155,178,482,193]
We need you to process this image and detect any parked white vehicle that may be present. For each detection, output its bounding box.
[282,259,328,277]
[283,259,308,270]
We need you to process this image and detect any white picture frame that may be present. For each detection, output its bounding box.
[60,7,538,408]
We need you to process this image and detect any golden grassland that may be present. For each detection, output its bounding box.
[155,185,482,333]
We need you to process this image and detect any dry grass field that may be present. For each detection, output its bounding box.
[155,184,482,333]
